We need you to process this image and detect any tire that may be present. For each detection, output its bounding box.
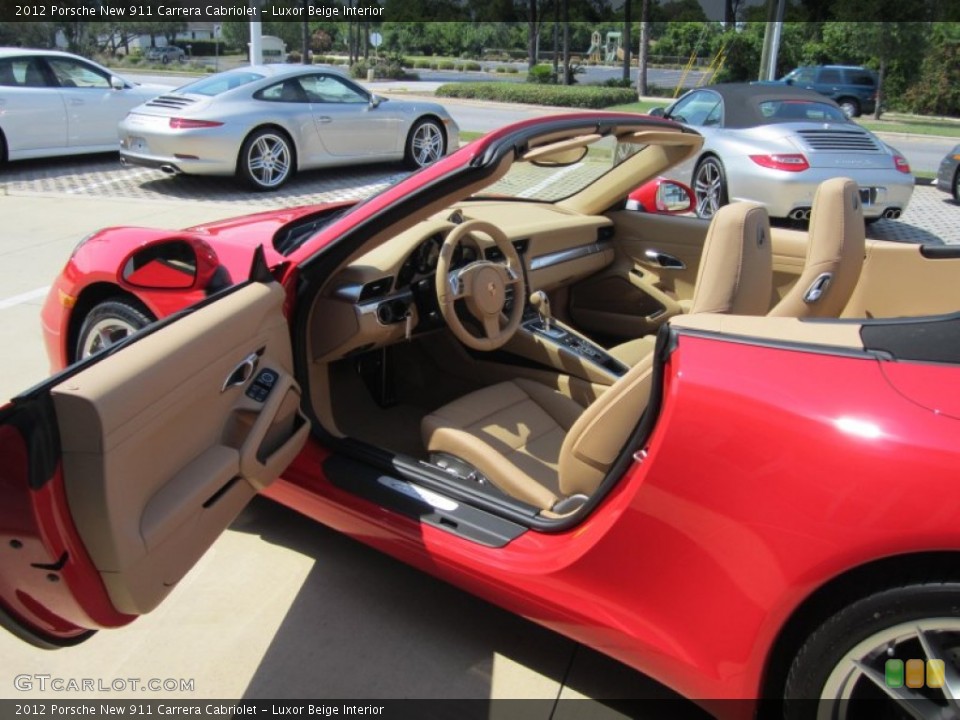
[404,118,446,169]
[838,98,861,118]
[238,128,294,191]
[952,169,960,205]
[783,583,960,719]
[692,156,729,220]
[76,298,155,362]
[0,129,6,163]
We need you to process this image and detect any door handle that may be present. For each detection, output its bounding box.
[644,250,687,270]
[222,352,260,392]
[316,116,332,124]
[70,98,84,106]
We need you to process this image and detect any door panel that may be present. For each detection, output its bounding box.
[50,281,308,616]
[570,212,709,341]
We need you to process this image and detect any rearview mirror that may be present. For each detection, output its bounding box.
[110,76,125,91]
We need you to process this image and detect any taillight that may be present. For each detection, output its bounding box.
[749,153,810,172]
[169,118,224,130]
[894,155,911,174]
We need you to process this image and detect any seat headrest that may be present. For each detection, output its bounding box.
[690,202,773,316]
[768,177,865,318]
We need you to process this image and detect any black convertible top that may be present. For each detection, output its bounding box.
[684,83,844,129]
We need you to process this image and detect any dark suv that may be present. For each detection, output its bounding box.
[777,65,877,117]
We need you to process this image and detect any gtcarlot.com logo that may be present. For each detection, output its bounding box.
[885,659,945,689]
[14,675,195,692]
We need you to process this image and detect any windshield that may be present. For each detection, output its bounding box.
[475,135,641,203]
[176,71,264,97]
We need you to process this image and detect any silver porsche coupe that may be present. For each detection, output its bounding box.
[118,65,459,190]
[652,83,914,221]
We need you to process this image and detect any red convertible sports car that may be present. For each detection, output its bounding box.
[4,112,960,719]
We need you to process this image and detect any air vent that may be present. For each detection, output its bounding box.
[797,130,880,152]
[485,239,528,262]
[358,277,393,301]
[145,95,200,110]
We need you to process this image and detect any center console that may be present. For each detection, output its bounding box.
[519,309,630,381]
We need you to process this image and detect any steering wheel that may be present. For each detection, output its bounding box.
[436,220,526,351]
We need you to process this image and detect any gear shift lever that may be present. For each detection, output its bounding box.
[529,290,552,332]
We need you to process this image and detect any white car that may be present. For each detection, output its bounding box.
[0,48,165,162]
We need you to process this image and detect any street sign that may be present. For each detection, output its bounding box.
[370,32,383,48]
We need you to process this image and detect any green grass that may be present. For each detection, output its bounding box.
[605,100,673,115]
[856,115,960,138]
[460,131,486,143]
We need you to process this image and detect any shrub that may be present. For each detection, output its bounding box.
[527,64,557,84]
[436,82,638,109]
[349,60,413,81]
[437,60,456,70]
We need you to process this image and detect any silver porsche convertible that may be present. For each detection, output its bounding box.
[118,65,459,190]
[652,83,913,221]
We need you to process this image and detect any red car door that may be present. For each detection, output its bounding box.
[0,279,309,647]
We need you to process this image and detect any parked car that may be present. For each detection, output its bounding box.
[39,177,693,367]
[0,48,165,162]
[144,46,186,64]
[651,83,913,221]
[768,64,878,118]
[5,113,960,717]
[118,65,460,190]
[936,143,960,203]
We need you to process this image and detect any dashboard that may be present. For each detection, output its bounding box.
[309,202,615,363]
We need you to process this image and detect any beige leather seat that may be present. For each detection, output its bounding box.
[768,177,865,318]
[422,202,773,512]
[609,201,774,367]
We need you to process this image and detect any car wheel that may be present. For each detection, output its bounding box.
[693,156,729,219]
[838,98,861,118]
[161,55,170,65]
[405,119,446,169]
[76,298,155,361]
[239,129,294,191]
[0,129,6,163]
[953,169,960,204]
[783,584,960,718]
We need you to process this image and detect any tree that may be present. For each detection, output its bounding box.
[637,0,650,96]
[822,20,929,118]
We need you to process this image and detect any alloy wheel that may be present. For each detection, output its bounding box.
[410,122,444,167]
[694,160,725,218]
[817,619,960,720]
[246,133,292,189]
[79,316,141,359]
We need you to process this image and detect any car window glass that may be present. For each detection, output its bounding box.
[256,80,308,103]
[46,58,109,89]
[300,75,367,104]
[818,68,843,84]
[177,70,264,97]
[787,68,816,84]
[848,72,875,86]
[703,100,723,127]
[760,100,847,123]
[668,91,720,127]
[0,58,42,86]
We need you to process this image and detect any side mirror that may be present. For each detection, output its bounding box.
[110,75,125,91]
[626,178,695,214]
[648,107,666,118]
[121,239,221,290]
[785,78,794,86]
[369,94,382,109]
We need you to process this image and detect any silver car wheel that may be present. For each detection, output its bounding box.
[76,299,154,361]
[838,99,860,118]
[407,120,445,168]
[693,158,727,219]
[244,132,292,189]
[817,619,960,719]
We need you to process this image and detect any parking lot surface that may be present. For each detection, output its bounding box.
[0,147,957,712]
[2,153,957,243]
